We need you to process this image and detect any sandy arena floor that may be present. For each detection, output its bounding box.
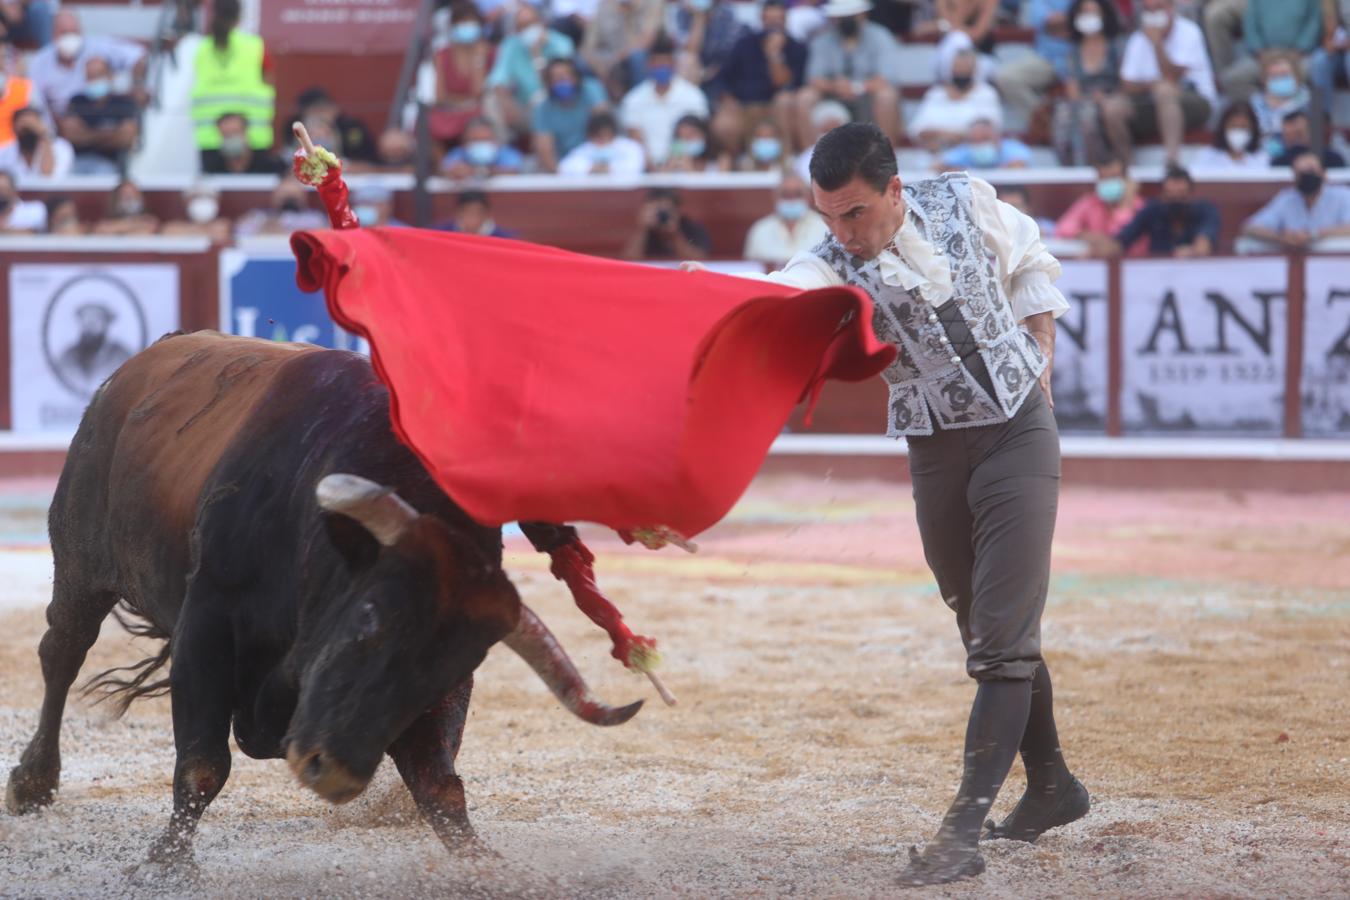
[0,476,1347,898]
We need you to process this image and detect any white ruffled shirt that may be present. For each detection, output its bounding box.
[758,176,1069,322]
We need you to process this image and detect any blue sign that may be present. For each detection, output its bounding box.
[220,252,368,352]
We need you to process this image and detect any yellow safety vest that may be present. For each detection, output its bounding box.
[190,30,275,150]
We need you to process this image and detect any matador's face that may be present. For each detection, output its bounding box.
[812,175,906,261]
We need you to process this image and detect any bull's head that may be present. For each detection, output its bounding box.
[285,473,642,804]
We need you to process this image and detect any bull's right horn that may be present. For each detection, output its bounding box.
[316,473,418,547]
[502,605,643,726]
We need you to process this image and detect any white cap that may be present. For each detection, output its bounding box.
[822,0,872,17]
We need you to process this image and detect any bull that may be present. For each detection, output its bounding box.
[5,331,642,871]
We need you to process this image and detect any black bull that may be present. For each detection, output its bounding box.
[5,331,642,869]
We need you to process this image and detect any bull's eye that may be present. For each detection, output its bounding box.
[355,602,381,642]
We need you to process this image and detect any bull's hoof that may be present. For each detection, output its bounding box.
[5,764,59,815]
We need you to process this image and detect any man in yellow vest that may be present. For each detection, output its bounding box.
[190,0,275,157]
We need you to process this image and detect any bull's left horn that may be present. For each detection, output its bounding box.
[315,473,418,546]
[502,604,644,727]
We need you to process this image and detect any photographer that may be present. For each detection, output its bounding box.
[621,186,711,260]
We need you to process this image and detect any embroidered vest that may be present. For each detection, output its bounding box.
[809,172,1048,437]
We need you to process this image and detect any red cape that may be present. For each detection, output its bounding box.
[291,228,894,538]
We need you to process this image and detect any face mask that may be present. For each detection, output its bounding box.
[551,80,577,102]
[354,204,380,225]
[451,21,482,43]
[751,136,782,162]
[17,130,39,154]
[776,198,807,221]
[1267,135,1286,158]
[673,138,705,158]
[220,135,248,157]
[84,79,111,100]
[186,196,217,223]
[1075,13,1103,34]
[1225,128,1251,152]
[951,74,973,91]
[279,198,303,213]
[117,198,144,218]
[56,33,83,59]
[1267,74,1298,99]
[688,0,713,11]
[969,142,1000,167]
[1165,200,1189,219]
[591,144,614,163]
[649,64,674,87]
[837,17,860,38]
[1140,10,1170,29]
[465,140,498,166]
[518,23,544,45]
[1296,171,1323,196]
[1096,177,1125,203]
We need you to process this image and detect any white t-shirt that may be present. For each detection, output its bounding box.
[0,137,76,179]
[743,210,830,267]
[618,77,710,165]
[28,35,147,116]
[1,198,50,232]
[907,83,1003,141]
[1187,146,1271,171]
[1120,18,1217,104]
[558,136,648,176]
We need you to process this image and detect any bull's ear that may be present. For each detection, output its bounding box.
[324,511,382,572]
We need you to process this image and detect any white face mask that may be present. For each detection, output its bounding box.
[55,33,84,60]
[1140,10,1170,30]
[1225,128,1252,152]
[187,196,219,224]
[1074,13,1103,34]
[519,23,544,45]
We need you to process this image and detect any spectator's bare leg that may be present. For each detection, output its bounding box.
[712,96,749,158]
[1202,0,1245,74]
[1218,57,1262,102]
[869,83,902,146]
[1151,80,1183,164]
[794,86,822,154]
[995,55,1057,120]
[1098,94,1135,165]
[771,90,797,154]
[492,86,528,140]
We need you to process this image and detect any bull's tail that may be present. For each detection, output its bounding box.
[78,602,172,717]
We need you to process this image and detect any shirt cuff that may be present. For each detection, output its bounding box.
[1010,269,1070,321]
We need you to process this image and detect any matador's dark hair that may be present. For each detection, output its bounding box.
[809,122,897,193]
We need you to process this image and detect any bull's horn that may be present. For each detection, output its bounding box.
[315,473,418,547]
[502,605,644,727]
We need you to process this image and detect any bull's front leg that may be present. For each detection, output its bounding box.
[387,676,481,853]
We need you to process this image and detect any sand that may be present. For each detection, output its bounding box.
[1,476,1347,898]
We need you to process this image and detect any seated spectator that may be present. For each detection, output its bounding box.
[581,0,665,98]
[713,0,805,158]
[1214,0,1332,112]
[201,112,286,175]
[434,189,516,237]
[0,169,47,232]
[295,87,376,166]
[372,129,416,172]
[234,176,327,238]
[621,186,710,260]
[191,0,273,159]
[0,57,52,147]
[795,0,901,148]
[667,0,748,98]
[939,118,1031,170]
[0,106,73,177]
[926,2,1000,85]
[91,180,159,235]
[558,110,647,175]
[1109,165,1219,258]
[0,0,55,48]
[1106,0,1216,166]
[1271,109,1347,168]
[488,1,575,138]
[907,49,1001,152]
[998,185,1057,237]
[440,117,525,178]
[659,114,731,172]
[430,1,493,147]
[28,9,145,117]
[995,0,1074,121]
[743,172,827,267]
[1239,151,1350,252]
[351,184,407,228]
[531,57,608,173]
[1054,156,1148,256]
[1051,0,1127,165]
[60,56,139,175]
[795,98,851,181]
[160,183,232,243]
[1251,53,1311,158]
[738,119,789,171]
[1189,101,1269,171]
[618,34,710,166]
[44,195,83,235]
[550,0,600,47]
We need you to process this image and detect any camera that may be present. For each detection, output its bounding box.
[655,208,672,227]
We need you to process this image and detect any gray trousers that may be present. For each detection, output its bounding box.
[906,382,1060,682]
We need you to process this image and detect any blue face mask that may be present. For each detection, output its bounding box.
[776,198,807,221]
[1267,135,1286,158]
[551,80,577,102]
[465,140,498,166]
[673,138,705,158]
[649,64,674,87]
[688,0,713,10]
[750,136,782,162]
[969,141,1000,167]
[591,144,614,163]
[354,204,380,226]
[451,21,482,43]
[1268,74,1298,99]
[83,79,111,100]
[1096,177,1125,204]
